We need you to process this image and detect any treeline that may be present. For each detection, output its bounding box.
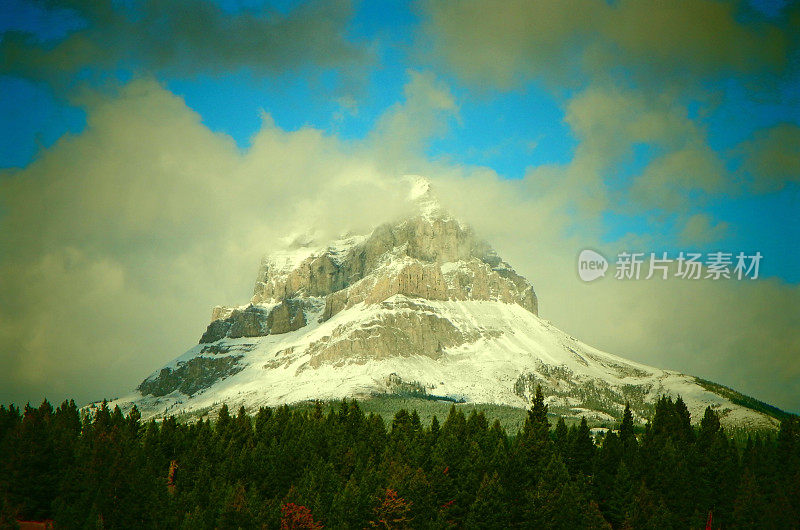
[1,390,798,528]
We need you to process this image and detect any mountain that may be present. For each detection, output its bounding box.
[111,176,784,429]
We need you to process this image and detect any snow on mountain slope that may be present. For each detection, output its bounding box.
[109,177,782,429]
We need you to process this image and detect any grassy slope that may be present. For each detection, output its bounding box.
[694,377,794,422]
[274,396,613,433]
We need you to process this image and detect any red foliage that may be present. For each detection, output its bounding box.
[167,460,178,495]
[280,503,323,530]
[371,488,413,529]
[17,522,55,530]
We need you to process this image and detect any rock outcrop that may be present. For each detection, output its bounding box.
[303,298,489,369]
[199,299,308,343]
[251,205,537,312]
[137,355,244,397]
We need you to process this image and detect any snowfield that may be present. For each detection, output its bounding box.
[112,294,779,430]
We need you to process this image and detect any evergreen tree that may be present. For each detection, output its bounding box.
[216,403,231,436]
[553,416,568,455]
[5,401,60,520]
[429,415,440,441]
[731,468,765,528]
[566,417,595,477]
[625,482,678,529]
[523,385,550,441]
[466,472,509,529]
[619,403,636,448]
[594,430,622,525]
[511,385,553,496]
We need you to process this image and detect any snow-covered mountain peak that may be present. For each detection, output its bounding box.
[111,175,785,431]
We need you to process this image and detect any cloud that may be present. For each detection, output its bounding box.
[629,146,727,210]
[677,213,730,245]
[540,81,798,219]
[1,0,370,87]
[563,86,698,156]
[587,0,789,79]
[414,0,797,277]
[545,272,800,414]
[415,0,599,89]
[416,0,793,90]
[733,122,800,192]
[367,70,458,171]
[522,84,730,216]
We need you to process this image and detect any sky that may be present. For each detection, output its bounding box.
[0,0,798,413]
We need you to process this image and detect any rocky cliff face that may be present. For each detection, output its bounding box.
[199,179,537,353]
[118,176,784,430]
[200,299,310,343]
[249,213,538,317]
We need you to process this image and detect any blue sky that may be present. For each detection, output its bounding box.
[0,0,798,410]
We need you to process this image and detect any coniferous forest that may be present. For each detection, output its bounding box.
[1,390,799,529]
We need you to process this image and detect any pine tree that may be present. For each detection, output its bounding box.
[429,415,440,443]
[521,385,551,449]
[594,430,622,525]
[731,468,764,528]
[525,452,571,527]
[673,397,694,445]
[607,462,634,527]
[625,482,677,529]
[691,406,737,526]
[1,392,797,529]
[553,416,568,455]
[466,471,509,529]
[216,403,231,436]
[566,417,595,477]
[619,403,636,448]
[254,406,273,441]
[523,385,550,440]
[329,473,375,528]
[6,400,59,520]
